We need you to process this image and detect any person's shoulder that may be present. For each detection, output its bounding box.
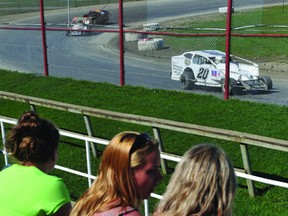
[119,207,141,216]
[0,164,26,177]
[92,206,142,216]
[32,170,68,195]
[124,210,142,216]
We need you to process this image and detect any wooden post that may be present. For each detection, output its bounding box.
[240,143,255,197]
[83,115,98,158]
[152,127,168,175]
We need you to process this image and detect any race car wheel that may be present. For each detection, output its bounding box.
[97,17,105,24]
[259,76,273,90]
[180,71,195,90]
[221,78,236,95]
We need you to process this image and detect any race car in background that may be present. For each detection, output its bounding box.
[66,9,110,36]
[83,9,110,25]
[171,50,273,95]
[66,17,91,36]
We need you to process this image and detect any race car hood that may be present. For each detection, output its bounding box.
[216,62,259,78]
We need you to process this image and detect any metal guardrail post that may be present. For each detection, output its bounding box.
[143,199,149,216]
[0,121,9,166]
[153,127,168,175]
[30,104,37,113]
[240,143,256,197]
[83,115,98,158]
[85,140,93,186]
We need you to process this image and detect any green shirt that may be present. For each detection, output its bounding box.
[0,164,71,216]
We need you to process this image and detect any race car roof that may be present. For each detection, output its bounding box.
[191,50,226,58]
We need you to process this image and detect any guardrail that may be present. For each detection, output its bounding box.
[0,90,288,202]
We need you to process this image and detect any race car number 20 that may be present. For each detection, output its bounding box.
[197,68,209,80]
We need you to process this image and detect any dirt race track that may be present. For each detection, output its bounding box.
[1,9,288,105]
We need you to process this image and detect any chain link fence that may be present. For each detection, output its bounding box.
[0,0,287,105]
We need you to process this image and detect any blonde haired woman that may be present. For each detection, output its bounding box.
[154,144,237,216]
[70,131,163,216]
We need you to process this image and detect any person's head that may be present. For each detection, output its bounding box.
[154,144,236,216]
[71,131,163,216]
[5,111,60,171]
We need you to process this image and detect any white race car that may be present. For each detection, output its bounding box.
[66,17,91,36]
[171,50,273,94]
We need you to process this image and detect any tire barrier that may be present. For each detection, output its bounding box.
[125,33,148,42]
[143,23,160,31]
[137,38,164,51]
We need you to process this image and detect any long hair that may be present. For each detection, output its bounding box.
[70,131,159,216]
[5,111,59,163]
[154,144,236,216]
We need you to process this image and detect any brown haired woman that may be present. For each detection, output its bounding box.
[0,111,72,216]
[70,131,163,216]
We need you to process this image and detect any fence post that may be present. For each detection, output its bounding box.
[240,143,255,197]
[83,115,98,158]
[118,0,125,86]
[39,0,49,76]
[152,127,168,175]
[224,0,233,100]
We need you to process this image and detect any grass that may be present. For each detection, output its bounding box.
[158,5,288,61]
[0,69,287,215]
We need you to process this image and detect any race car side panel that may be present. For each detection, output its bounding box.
[171,56,189,80]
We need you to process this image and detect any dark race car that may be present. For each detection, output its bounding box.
[83,9,110,25]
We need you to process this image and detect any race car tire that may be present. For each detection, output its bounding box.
[138,38,164,51]
[125,33,148,42]
[95,18,104,24]
[65,31,70,36]
[180,71,195,90]
[221,78,236,95]
[259,76,273,90]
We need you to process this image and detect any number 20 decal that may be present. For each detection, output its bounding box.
[197,68,209,80]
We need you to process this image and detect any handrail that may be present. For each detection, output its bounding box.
[1,115,288,190]
[0,91,288,152]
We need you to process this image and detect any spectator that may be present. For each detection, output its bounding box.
[154,144,237,216]
[0,111,72,216]
[70,131,163,216]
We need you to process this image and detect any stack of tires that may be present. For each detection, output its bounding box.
[125,33,148,42]
[137,23,164,51]
[137,38,164,51]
